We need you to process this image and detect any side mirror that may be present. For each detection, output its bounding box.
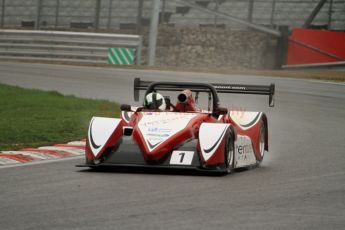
[120,104,131,111]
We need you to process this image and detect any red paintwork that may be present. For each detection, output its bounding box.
[175,89,200,112]
[287,28,345,65]
[131,113,213,161]
[87,110,266,166]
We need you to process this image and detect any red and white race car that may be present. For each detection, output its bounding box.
[78,78,275,173]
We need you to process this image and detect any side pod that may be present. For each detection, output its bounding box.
[199,123,230,165]
[87,117,123,160]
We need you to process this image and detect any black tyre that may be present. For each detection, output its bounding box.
[224,130,235,173]
[258,124,266,163]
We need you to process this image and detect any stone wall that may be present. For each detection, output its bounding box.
[140,27,277,69]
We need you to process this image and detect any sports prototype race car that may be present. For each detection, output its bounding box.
[77,78,275,173]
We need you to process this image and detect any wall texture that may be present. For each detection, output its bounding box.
[141,27,276,69]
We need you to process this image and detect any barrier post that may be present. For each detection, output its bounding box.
[54,0,60,28]
[275,26,290,69]
[94,0,101,30]
[35,0,42,29]
[148,0,160,66]
[1,0,5,28]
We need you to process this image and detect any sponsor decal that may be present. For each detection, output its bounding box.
[236,140,252,155]
[147,127,172,133]
[146,133,170,137]
[235,135,256,167]
[138,112,197,151]
[214,85,246,90]
[140,112,196,127]
[144,127,172,144]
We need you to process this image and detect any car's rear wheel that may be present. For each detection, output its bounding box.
[224,130,235,173]
[258,124,266,163]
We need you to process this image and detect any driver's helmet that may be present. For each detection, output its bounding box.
[144,92,166,110]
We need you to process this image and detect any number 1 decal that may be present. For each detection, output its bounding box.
[179,152,185,163]
[170,151,194,165]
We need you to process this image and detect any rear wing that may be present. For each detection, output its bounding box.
[134,78,275,107]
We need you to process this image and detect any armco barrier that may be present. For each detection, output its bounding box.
[0,30,142,65]
[107,48,136,65]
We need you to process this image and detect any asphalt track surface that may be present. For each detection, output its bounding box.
[0,62,344,230]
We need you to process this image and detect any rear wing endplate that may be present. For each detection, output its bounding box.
[134,78,275,107]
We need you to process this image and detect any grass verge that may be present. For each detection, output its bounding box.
[0,84,120,151]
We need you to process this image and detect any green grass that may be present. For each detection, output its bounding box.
[0,84,120,151]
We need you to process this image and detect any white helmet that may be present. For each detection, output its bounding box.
[144,92,166,110]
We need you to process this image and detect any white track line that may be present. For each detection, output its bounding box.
[308,79,345,86]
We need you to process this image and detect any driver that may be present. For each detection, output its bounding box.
[144,92,166,110]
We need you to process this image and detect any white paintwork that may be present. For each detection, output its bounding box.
[229,112,262,130]
[169,151,194,165]
[199,123,230,162]
[88,117,121,157]
[234,135,257,168]
[138,112,197,151]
